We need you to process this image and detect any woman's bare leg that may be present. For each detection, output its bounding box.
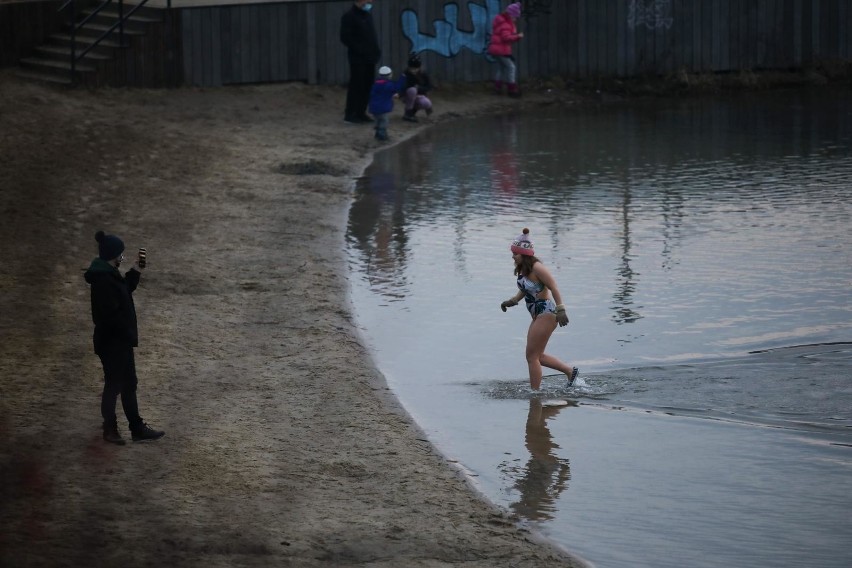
[526,314,575,390]
[526,315,557,390]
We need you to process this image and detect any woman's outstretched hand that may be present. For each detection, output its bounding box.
[555,305,569,326]
[501,299,518,312]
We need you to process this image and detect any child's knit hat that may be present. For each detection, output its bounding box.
[510,228,535,256]
[378,66,392,76]
[506,2,522,18]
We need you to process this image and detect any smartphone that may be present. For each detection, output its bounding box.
[138,247,147,268]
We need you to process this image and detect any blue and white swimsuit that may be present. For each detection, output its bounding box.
[517,274,556,318]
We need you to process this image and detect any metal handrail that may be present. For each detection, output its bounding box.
[57,0,165,84]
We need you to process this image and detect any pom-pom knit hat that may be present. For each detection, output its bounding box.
[506,2,522,18]
[95,230,125,260]
[510,228,535,256]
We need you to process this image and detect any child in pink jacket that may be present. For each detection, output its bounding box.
[487,2,524,97]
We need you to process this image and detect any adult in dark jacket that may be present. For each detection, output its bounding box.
[340,0,381,124]
[84,230,164,445]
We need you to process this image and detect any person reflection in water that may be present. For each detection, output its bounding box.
[500,228,578,390]
[508,398,572,521]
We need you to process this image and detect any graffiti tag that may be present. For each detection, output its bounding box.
[627,0,674,30]
[401,0,501,58]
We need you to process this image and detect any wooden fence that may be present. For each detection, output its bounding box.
[2,0,850,87]
[179,0,852,87]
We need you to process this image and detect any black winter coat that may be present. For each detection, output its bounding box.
[340,5,380,64]
[84,258,140,354]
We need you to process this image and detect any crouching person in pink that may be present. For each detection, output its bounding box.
[401,53,433,122]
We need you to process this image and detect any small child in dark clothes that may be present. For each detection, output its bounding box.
[400,52,433,123]
[368,66,405,141]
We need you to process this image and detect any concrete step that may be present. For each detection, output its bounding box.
[20,56,97,74]
[14,68,74,86]
[84,6,164,23]
[76,22,145,36]
[35,44,111,61]
[51,32,123,50]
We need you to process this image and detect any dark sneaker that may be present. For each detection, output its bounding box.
[131,423,165,442]
[402,114,418,123]
[103,426,126,445]
[567,367,579,387]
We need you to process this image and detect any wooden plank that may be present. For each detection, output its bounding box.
[777,0,790,67]
[824,0,837,58]
[812,0,820,60]
[305,2,317,83]
[587,0,598,75]
[202,7,213,86]
[206,8,219,85]
[597,0,609,75]
[692,0,702,70]
[567,0,579,76]
[266,5,278,81]
[258,4,271,82]
[701,0,712,70]
[732,0,741,68]
[781,0,796,66]
[719,0,730,70]
[605,0,617,75]
[616,0,626,75]
[760,0,770,67]
[548,0,561,79]
[680,0,693,72]
[712,0,721,70]
[219,7,231,84]
[793,0,802,64]
[577,0,587,76]
[801,0,812,63]
[191,9,203,85]
[657,0,671,73]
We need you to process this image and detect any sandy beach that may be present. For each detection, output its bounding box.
[0,71,588,566]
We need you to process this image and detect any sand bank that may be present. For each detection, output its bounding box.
[0,71,588,566]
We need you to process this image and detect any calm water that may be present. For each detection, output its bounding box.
[345,89,852,568]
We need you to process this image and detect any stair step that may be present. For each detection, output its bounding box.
[14,69,74,86]
[84,7,164,24]
[20,57,97,73]
[35,45,111,61]
[51,32,123,49]
[78,22,145,35]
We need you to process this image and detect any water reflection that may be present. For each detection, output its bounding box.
[499,399,574,521]
[613,180,641,324]
[348,170,411,301]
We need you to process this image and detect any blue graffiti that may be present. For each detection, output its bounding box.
[401,0,501,59]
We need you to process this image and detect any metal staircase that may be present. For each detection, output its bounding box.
[17,1,166,86]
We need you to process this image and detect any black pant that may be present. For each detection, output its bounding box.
[98,345,142,430]
[345,57,375,119]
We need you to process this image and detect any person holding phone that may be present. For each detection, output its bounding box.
[84,230,164,445]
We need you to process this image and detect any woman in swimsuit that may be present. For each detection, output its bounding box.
[500,228,578,390]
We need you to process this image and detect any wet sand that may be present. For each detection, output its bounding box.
[0,71,588,566]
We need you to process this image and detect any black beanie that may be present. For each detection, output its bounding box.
[95,230,125,260]
[407,52,421,68]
